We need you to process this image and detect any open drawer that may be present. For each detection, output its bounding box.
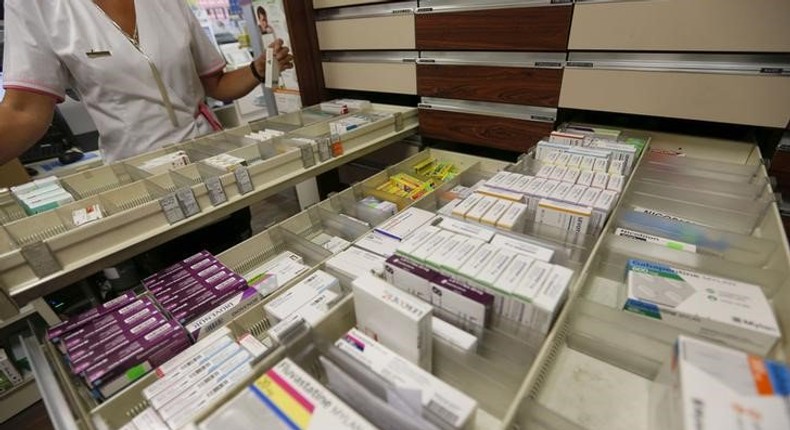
[415,0,572,51]
[560,53,790,128]
[507,132,790,430]
[569,0,790,52]
[419,97,556,152]
[316,1,416,50]
[417,52,565,107]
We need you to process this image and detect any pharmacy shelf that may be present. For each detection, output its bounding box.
[21,132,788,430]
[506,132,790,430]
[0,375,39,424]
[0,103,418,315]
[21,148,508,430]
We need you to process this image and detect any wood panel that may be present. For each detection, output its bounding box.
[560,69,790,129]
[419,109,552,152]
[415,6,572,51]
[314,0,390,9]
[283,0,327,105]
[570,0,790,52]
[316,15,415,50]
[417,65,562,107]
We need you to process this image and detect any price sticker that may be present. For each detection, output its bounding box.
[235,167,254,195]
[205,176,227,206]
[160,193,185,224]
[175,187,200,218]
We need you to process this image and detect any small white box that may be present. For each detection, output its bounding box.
[438,199,462,216]
[292,290,341,327]
[547,182,573,202]
[530,265,572,333]
[563,185,588,204]
[608,159,625,175]
[511,260,553,326]
[578,187,602,207]
[412,230,455,263]
[397,226,440,258]
[579,156,596,172]
[475,248,516,288]
[549,166,569,182]
[566,154,583,169]
[652,336,790,430]
[436,217,495,242]
[562,169,581,184]
[457,244,499,281]
[490,234,554,262]
[614,228,697,253]
[495,254,536,319]
[451,194,484,218]
[555,153,571,167]
[485,171,512,188]
[576,170,594,187]
[480,199,512,226]
[536,199,592,234]
[425,234,466,269]
[607,174,625,192]
[443,238,486,274]
[326,246,386,280]
[355,231,401,257]
[375,207,436,241]
[536,165,555,178]
[624,259,780,355]
[592,189,619,229]
[591,172,609,189]
[337,329,477,430]
[542,150,561,165]
[352,275,433,370]
[592,157,609,173]
[432,317,478,352]
[264,270,340,322]
[496,202,528,232]
[499,173,523,192]
[512,175,534,193]
[465,196,499,222]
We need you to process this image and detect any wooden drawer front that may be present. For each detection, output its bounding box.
[419,109,552,152]
[417,65,563,107]
[560,69,790,128]
[570,0,790,52]
[415,6,572,51]
[317,14,415,50]
[323,62,417,94]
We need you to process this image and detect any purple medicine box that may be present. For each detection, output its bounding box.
[83,321,189,387]
[47,292,138,342]
[66,312,168,364]
[61,298,154,350]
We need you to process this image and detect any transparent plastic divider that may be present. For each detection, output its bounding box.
[506,149,542,176]
[514,399,590,430]
[631,178,772,211]
[279,206,371,248]
[624,193,761,235]
[598,238,786,298]
[120,145,182,172]
[0,225,17,254]
[642,150,762,183]
[98,179,169,212]
[0,191,27,224]
[635,167,768,197]
[4,210,71,247]
[217,226,332,278]
[60,162,146,200]
[616,210,777,266]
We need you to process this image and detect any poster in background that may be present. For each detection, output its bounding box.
[251,0,303,113]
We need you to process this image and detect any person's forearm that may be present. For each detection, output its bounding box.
[203,66,260,102]
[0,100,54,165]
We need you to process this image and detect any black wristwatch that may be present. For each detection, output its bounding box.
[250,61,265,83]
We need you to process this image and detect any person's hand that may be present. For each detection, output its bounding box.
[270,39,294,71]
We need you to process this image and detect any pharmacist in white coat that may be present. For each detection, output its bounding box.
[0,0,293,164]
[0,0,293,272]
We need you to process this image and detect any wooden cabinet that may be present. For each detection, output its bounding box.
[415,4,572,51]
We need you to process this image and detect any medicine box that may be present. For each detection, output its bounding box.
[352,275,433,370]
[623,259,780,355]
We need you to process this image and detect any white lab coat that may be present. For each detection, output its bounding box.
[3,0,227,163]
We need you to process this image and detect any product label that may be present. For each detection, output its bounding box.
[615,228,697,253]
